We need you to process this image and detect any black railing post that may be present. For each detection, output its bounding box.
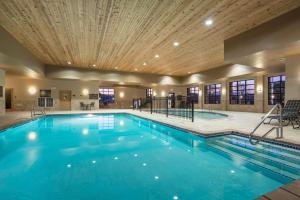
[132,99,135,110]
[166,97,168,117]
[139,98,142,112]
[150,96,153,114]
[192,100,194,122]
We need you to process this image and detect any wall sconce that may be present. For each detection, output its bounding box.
[28,86,37,95]
[82,89,89,96]
[153,91,157,97]
[119,91,125,98]
[198,90,202,96]
[257,86,263,93]
[222,88,226,95]
[161,91,166,97]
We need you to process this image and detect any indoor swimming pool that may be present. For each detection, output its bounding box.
[0,113,298,200]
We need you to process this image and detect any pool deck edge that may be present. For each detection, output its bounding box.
[256,178,300,200]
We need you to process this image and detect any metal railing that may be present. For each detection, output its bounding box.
[133,96,194,122]
[30,105,46,118]
[249,103,283,145]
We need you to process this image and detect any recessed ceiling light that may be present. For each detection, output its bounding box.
[92,64,96,67]
[173,41,179,47]
[155,54,159,58]
[143,62,147,66]
[204,18,213,26]
[67,61,71,65]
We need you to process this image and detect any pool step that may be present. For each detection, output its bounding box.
[207,137,300,180]
[210,140,300,174]
[219,136,300,165]
[226,135,300,157]
[207,143,299,180]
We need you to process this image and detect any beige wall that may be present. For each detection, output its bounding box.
[46,65,182,86]
[286,55,300,100]
[99,86,145,109]
[0,69,5,115]
[224,7,300,63]
[4,69,292,113]
[5,75,99,111]
[5,75,189,110]
[0,26,44,77]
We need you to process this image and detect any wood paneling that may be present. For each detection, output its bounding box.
[0,0,299,76]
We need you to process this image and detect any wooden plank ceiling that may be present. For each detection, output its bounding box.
[0,0,299,76]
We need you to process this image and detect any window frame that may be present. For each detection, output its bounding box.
[187,86,199,104]
[268,75,285,105]
[229,79,255,105]
[146,88,153,98]
[99,88,115,104]
[204,83,222,104]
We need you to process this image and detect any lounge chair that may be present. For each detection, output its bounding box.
[265,100,300,128]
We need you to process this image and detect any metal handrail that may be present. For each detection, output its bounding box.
[249,103,283,145]
[31,105,46,118]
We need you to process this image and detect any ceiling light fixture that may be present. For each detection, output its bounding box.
[134,68,138,71]
[92,64,96,67]
[143,62,147,66]
[115,67,118,69]
[188,72,191,74]
[204,18,213,26]
[67,61,72,65]
[155,54,159,58]
[173,41,179,47]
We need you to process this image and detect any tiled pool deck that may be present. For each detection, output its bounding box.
[0,109,299,199]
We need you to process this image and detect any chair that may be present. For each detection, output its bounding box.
[80,102,86,110]
[265,100,300,128]
[90,102,95,110]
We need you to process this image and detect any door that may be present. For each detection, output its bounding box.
[5,88,12,109]
[59,90,71,110]
[168,92,175,108]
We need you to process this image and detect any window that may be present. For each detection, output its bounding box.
[146,88,153,98]
[230,80,255,105]
[99,88,115,104]
[187,86,199,103]
[205,84,221,104]
[38,97,53,107]
[268,75,285,105]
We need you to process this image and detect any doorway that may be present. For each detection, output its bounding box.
[168,92,175,108]
[59,90,71,110]
[5,88,13,110]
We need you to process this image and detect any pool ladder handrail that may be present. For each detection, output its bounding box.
[31,105,46,118]
[249,103,283,145]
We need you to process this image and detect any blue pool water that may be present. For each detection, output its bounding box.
[0,113,299,200]
[194,111,228,119]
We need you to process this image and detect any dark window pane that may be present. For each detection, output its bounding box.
[268,75,285,105]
